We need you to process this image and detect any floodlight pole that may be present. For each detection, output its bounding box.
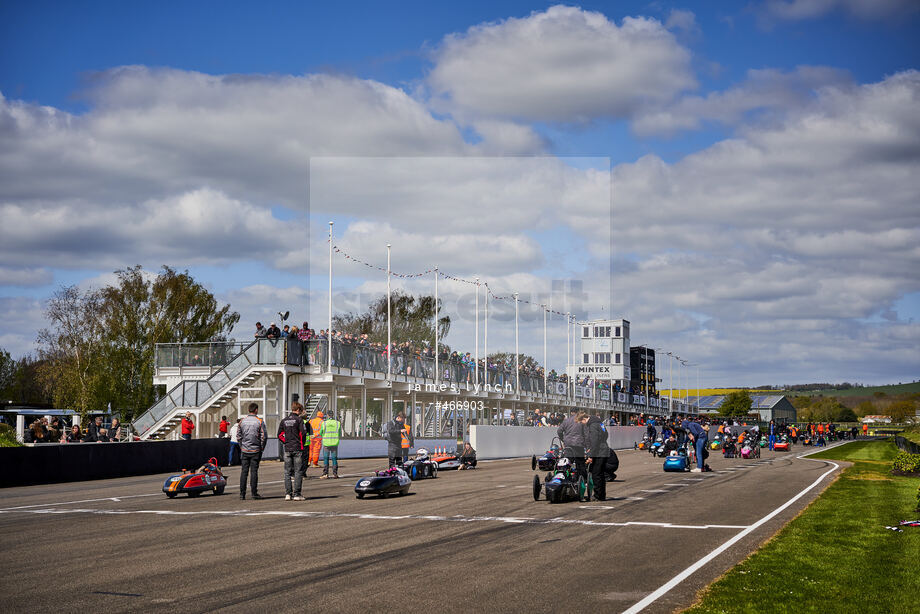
[475,277,479,388]
[328,221,333,373]
[514,292,519,396]
[386,243,391,380]
[542,305,547,398]
[434,266,439,385]
[484,285,489,390]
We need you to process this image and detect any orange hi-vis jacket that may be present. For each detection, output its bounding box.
[401,424,411,449]
[309,416,323,440]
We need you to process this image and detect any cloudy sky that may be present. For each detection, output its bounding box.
[1,1,918,387]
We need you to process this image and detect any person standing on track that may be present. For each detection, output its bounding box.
[319,412,343,479]
[400,420,414,464]
[278,402,308,501]
[682,417,708,473]
[238,403,267,500]
[768,420,777,451]
[386,412,408,467]
[308,411,324,467]
[228,418,241,466]
[585,412,610,501]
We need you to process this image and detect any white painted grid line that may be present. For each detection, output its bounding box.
[0,507,751,530]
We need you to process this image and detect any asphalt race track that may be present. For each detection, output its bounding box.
[0,442,848,613]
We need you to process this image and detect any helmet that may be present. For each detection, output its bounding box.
[556,458,571,469]
[317,411,323,418]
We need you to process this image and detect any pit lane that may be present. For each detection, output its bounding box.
[0,443,847,613]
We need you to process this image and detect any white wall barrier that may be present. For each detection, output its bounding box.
[261,437,459,460]
[263,426,649,461]
[470,425,648,460]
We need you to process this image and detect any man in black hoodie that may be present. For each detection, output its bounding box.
[585,412,610,501]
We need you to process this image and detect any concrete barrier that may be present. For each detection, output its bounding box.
[470,425,648,460]
[263,437,462,460]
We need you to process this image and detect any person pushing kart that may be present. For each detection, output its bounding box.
[557,410,588,482]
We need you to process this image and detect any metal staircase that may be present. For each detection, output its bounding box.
[304,394,327,419]
[134,339,286,440]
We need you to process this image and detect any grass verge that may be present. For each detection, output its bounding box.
[684,440,920,614]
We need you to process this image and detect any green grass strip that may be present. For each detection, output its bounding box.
[684,441,920,614]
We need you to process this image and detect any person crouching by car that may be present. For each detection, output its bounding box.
[277,402,308,501]
[585,412,610,501]
[180,412,195,440]
[458,442,477,469]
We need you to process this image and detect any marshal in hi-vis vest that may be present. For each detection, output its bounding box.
[321,419,341,447]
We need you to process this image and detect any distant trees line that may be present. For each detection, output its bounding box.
[1,266,239,420]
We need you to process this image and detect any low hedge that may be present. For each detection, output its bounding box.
[0,423,22,448]
[891,451,920,475]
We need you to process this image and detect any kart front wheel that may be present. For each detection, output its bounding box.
[531,455,537,471]
[532,475,541,501]
[431,465,438,478]
[214,485,225,495]
[356,493,365,499]
[166,492,177,499]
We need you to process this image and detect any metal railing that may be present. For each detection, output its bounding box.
[135,338,287,437]
[155,341,248,369]
[291,339,694,414]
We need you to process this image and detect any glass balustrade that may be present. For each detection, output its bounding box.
[139,337,682,437]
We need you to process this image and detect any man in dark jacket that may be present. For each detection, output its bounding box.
[585,413,610,500]
[386,412,408,467]
[557,410,587,480]
[239,403,268,499]
[277,402,308,501]
[84,416,103,442]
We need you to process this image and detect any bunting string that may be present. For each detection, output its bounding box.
[331,241,577,318]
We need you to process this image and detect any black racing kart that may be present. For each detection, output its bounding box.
[355,467,412,498]
[531,443,562,472]
[532,457,593,503]
[402,448,439,480]
[531,439,594,504]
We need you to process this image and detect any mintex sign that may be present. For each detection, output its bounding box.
[574,365,611,379]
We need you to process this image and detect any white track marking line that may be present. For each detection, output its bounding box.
[683,478,705,481]
[0,492,163,511]
[663,484,688,487]
[640,489,670,493]
[0,507,750,530]
[622,448,844,614]
[0,474,375,512]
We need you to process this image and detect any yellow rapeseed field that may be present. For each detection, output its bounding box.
[657,388,777,397]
